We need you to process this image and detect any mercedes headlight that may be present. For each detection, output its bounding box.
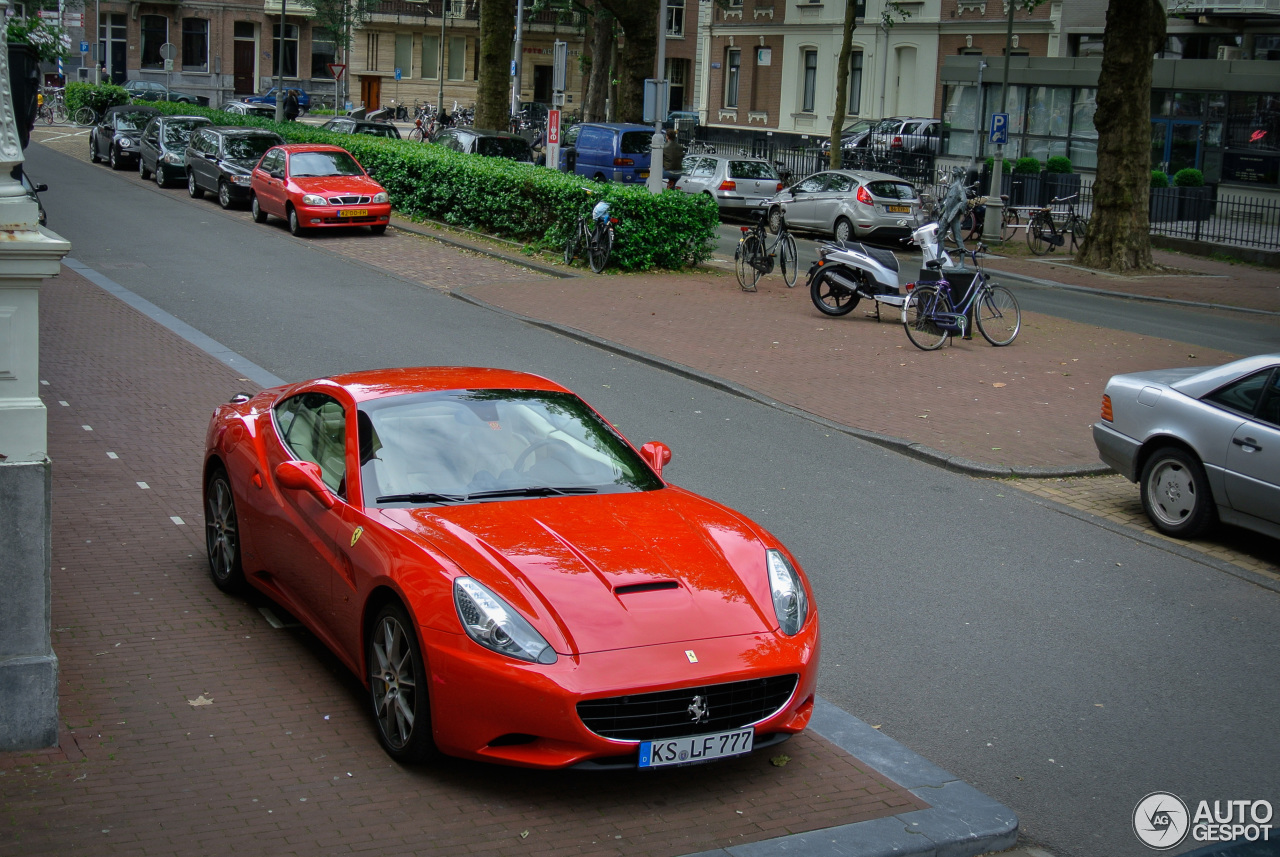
[454,577,557,664]
[372,191,388,203]
[301,193,328,206]
[766,549,808,636]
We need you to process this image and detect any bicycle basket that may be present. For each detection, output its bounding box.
[592,200,611,223]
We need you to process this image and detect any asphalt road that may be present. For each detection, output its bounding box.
[32,142,1280,857]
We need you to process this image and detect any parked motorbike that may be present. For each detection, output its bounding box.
[806,219,955,318]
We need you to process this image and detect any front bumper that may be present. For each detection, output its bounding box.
[1092,421,1141,481]
[423,620,820,769]
[294,201,392,228]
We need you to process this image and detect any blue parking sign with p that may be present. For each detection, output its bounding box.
[990,113,1009,145]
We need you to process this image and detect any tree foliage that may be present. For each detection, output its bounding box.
[310,0,383,59]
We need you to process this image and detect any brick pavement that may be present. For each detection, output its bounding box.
[0,266,929,855]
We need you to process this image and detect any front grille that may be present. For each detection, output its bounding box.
[327,194,371,205]
[577,674,798,741]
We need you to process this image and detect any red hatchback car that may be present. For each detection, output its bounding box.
[249,143,391,236]
[203,367,820,769]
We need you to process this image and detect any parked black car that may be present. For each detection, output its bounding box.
[185,126,284,209]
[90,105,161,170]
[123,79,208,106]
[320,117,402,139]
[432,127,534,162]
[138,115,212,187]
[21,171,47,227]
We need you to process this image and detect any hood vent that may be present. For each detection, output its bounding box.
[614,580,679,596]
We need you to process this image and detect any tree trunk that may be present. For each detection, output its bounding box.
[1075,0,1166,272]
[584,2,614,122]
[598,0,657,123]
[828,0,858,170]
[476,0,516,131]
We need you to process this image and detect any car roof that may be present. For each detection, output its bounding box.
[464,129,528,139]
[161,115,210,123]
[578,122,656,132]
[697,154,772,164]
[276,143,351,154]
[107,104,160,115]
[1170,353,1280,398]
[209,126,281,136]
[311,367,571,404]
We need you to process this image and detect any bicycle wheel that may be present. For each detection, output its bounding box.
[564,219,584,266]
[1001,208,1020,242]
[1026,212,1050,255]
[735,234,764,291]
[588,225,613,273]
[779,232,798,288]
[903,285,949,351]
[53,104,66,124]
[42,107,54,125]
[74,106,96,127]
[975,285,1021,346]
[1069,214,1089,253]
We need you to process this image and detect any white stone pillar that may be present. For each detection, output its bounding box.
[0,26,72,751]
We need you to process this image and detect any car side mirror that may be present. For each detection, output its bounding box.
[639,441,672,477]
[35,184,48,193]
[274,460,336,508]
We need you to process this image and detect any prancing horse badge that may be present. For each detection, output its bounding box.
[350,526,364,548]
[685,650,698,664]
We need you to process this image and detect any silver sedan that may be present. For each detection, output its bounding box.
[1093,354,1280,540]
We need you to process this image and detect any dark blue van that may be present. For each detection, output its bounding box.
[570,123,656,184]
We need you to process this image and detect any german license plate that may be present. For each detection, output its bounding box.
[639,728,753,768]
[887,205,910,213]
[339,209,368,218]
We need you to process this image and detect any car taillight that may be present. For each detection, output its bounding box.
[856,185,874,206]
[776,182,784,192]
[891,135,903,148]
[1101,395,1113,422]
[719,180,736,191]
[613,157,634,166]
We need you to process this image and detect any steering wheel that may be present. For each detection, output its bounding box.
[513,438,566,473]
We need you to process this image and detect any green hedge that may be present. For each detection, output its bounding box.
[66,81,129,116]
[1012,156,1042,175]
[146,100,717,270]
[1173,167,1205,188]
[1150,170,1170,188]
[1044,156,1073,174]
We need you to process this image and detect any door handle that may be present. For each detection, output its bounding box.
[1233,437,1261,452]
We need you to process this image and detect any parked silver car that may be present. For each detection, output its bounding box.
[675,155,783,215]
[1093,353,1280,540]
[870,117,942,155]
[221,100,278,119]
[767,170,919,243]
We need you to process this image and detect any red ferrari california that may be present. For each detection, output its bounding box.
[203,368,819,769]
[249,143,391,236]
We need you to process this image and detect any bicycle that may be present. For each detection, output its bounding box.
[1026,193,1088,255]
[734,205,798,291]
[41,88,67,124]
[564,188,616,273]
[901,244,1022,350]
[73,105,97,127]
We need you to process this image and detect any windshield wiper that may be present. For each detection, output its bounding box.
[464,486,598,500]
[376,491,467,505]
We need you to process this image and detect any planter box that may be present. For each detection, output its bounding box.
[1177,185,1213,222]
[1149,186,1180,223]
[1009,173,1042,207]
[8,43,41,150]
[1041,171,1081,206]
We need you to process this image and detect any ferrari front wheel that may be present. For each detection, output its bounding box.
[204,467,244,593]
[368,602,437,764]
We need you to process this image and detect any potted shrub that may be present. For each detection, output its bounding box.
[1173,167,1213,222]
[1011,156,1042,207]
[980,156,1015,199]
[1040,155,1080,206]
[1149,170,1178,222]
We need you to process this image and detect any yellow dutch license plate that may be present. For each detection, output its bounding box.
[639,171,650,179]
[887,205,910,213]
[339,209,369,218]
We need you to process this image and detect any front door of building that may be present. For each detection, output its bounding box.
[100,13,126,83]
[233,22,257,95]
[1151,119,1202,177]
[360,75,381,109]
[533,66,552,104]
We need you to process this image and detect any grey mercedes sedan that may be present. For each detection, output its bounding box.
[1093,354,1280,540]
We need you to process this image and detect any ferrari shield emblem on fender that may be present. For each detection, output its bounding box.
[350,526,364,548]
[685,650,698,664]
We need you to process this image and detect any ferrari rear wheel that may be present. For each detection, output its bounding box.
[204,467,244,593]
[368,602,437,764]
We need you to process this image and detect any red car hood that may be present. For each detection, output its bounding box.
[382,488,778,655]
[292,175,383,196]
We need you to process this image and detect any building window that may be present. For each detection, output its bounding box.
[728,0,743,7]
[666,0,683,37]
[141,15,168,70]
[802,49,818,113]
[725,48,740,108]
[272,23,299,77]
[366,32,380,71]
[448,35,465,80]
[181,18,208,72]
[847,51,863,114]
[394,32,413,78]
[312,27,337,79]
[421,35,438,80]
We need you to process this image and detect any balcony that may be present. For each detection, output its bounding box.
[1176,0,1280,15]
[368,0,583,26]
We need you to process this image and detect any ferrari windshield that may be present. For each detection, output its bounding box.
[360,389,662,507]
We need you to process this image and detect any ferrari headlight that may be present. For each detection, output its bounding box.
[372,191,388,203]
[302,193,328,206]
[454,577,557,664]
[766,549,808,636]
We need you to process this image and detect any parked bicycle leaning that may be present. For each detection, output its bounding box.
[564,188,617,273]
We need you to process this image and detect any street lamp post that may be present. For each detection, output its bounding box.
[511,0,524,119]
[982,2,1016,243]
[645,0,667,195]
[274,0,288,122]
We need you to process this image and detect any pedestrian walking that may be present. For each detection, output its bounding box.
[284,90,300,122]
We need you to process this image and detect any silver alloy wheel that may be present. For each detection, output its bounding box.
[370,613,417,751]
[155,164,165,186]
[833,217,852,243]
[218,181,232,209]
[1145,457,1198,529]
[204,474,240,589]
[188,170,202,198]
